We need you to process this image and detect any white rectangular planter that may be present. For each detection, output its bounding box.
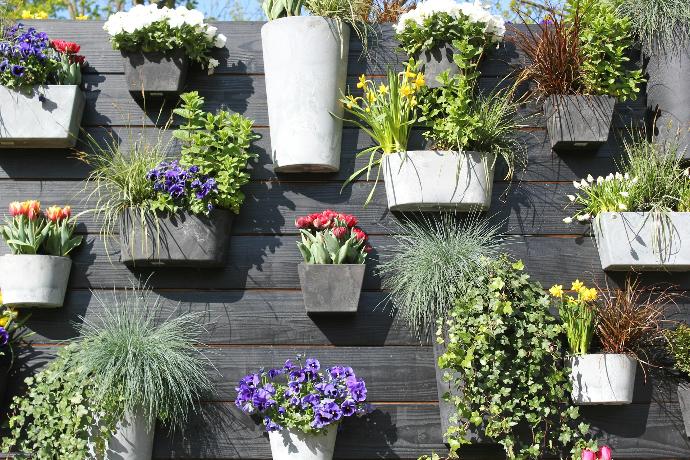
[543,95,615,151]
[262,16,349,173]
[0,85,85,148]
[593,212,690,271]
[382,151,495,212]
[0,255,72,308]
[568,354,636,405]
[106,409,154,460]
[268,424,338,460]
[298,263,364,314]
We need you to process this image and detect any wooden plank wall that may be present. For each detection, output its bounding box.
[1,20,689,459]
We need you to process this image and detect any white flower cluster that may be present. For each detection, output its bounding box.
[104,4,227,50]
[395,0,506,42]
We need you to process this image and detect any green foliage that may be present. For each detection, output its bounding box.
[0,214,48,255]
[74,286,214,428]
[262,0,302,19]
[2,346,120,460]
[668,324,690,376]
[298,229,367,264]
[616,0,690,54]
[379,214,503,341]
[44,216,83,257]
[56,53,82,86]
[566,0,643,100]
[173,91,257,214]
[438,256,588,458]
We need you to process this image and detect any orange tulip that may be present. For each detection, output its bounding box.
[45,205,63,222]
[8,201,23,217]
[60,206,71,220]
[24,200,41,221]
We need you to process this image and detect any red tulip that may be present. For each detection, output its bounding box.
[352,228,367,241]
[581,449,596,460]
[71,54,86,65]
[8,201,23,217]
[598,446,612,460]
[322,209,337,219]
[51,39,81,54]
[24,200,41,221]
[295,216,312,229]
[332,226,347,239]
[60,206,71,220]
[342,214,358,228]
[312,217,331,230]
[45,206,63,222]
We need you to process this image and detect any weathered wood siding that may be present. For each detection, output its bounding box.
[0,20,688,459]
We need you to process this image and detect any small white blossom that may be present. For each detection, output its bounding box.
[620,191,629,197]
[618,203,627,210]
[580,179,589,189]
[214,33,227,48]
[587,174,594,183]
[563,217,573,224]
[573,180,581,189]
[567,194,576,202]
[596,176,604,185]
[576,213,591,222]
[207,58,219,75]
[605,173,614,181]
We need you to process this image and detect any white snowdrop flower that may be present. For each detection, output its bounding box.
[605,173,614,181]
[685,168,690,177]
[615,172,623,180]
[624,172,630,180]
[620,191,629,197]
[573,180,581,189]
[618,203,627,210]
[576,213,590,222]
[631,177,639,184]
[567,194,576,202]
[587,174,594,183]
[214,33,227,48]
[580,179,589,189]
[596,176,604,185]
[563,217,573,224]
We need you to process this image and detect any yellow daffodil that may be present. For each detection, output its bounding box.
[410,97,418,107]
[414,73,425,88]
[366,91,376,104]
[365,107,370,112]
[571,279,584,292]
[378,83,388,95]
[75,14,88,20]
[400,85,413,97]
[0,317,7,328]
[405,69,416,79]
[345,95,356,109]
[356,75,367,89]
[581,287,597,302]
[549,284,564,298]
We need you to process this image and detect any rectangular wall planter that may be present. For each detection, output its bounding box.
[568,354,636,405]
[543,95,615,151]
[121,50,189,96]
[297,263,364,314]
[678,383,690,437]
[433,342,455,442]
[106,409,154,460]
[382,151,495,212]
[119,209,233,267]
[262,16,349,173]
[0,255,72,307]
[268,423,338,460]
[593,212,690,271]
[0,85,84,148]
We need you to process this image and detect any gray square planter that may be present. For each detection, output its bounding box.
[543,95,615,151]
[121,50,189,96]
[678,383,690,437]
[593,212,690,271]
[417,42,458,88]
[382,151,495,212]
[119,209,233,267]
[297,263,364,314]
[0,85,84,148]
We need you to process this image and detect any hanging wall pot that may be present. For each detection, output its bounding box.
[543,95,615,151]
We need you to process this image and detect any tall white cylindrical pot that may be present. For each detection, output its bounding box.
[382,151,495,212]
[262,16,350,173]
[568,354,637,405]
[268,424,338,460]
[0,255,72,307]
[106,409,154,460]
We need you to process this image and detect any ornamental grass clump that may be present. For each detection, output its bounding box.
[438,256,588,458]
[616,0,690,53]
[379,214,503,340]
[549,279,597,355]
[235,356,371,433]
[0,23,86,89]
[295,210,371,264]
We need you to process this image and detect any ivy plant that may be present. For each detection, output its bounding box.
[437,256,590,459]
[173,91,258,214]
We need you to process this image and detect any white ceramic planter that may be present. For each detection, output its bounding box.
[268,424,338,460]
[382,151,495,212]
[568,354,636,405]
[0,85,85,148]
[262,16,349,173]
[593,212,690,271]
[106,409,154,460]
[0,255,72,307]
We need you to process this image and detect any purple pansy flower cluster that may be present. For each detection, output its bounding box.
[146,160,218,214]
[235,357,372,434]
[0,23,57,87]
[0,326,8,347]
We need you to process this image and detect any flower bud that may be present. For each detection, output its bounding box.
[8,201,23,217]
[599,446,612,460]
[45,205,63,222]
[581,449,596,460]
[332,227,347,239]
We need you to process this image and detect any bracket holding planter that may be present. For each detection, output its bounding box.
[262,16,349,173]
[382,151,495,212]
[119,209,233,267]
[568,354,637,405]
[543,95,615,152]
[0,255,72,307]
[593,212,690,271]
[0,85,85,149]
[297,263,364,314]
[121,50,189,97]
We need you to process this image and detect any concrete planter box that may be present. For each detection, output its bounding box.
[262,16,349,173]
[0,85,84,148]
[593,212,690,271]
[268,423,338,460]
[121,50,189,96]
[543,95,615,151]
[568,354,636,405]
[646,39,690,157]
[677,383,690,437]
[417,42,458,88]
[298,263,364,314]
[119,209,233,267]
[0,255,72,308]
[382,151,495,212]
[106,409,154,460]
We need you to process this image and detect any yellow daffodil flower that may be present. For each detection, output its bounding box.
[571,279,584,292]
[414,73,425,88]
[378,84,388,95]
[410,97,418,107]
[0,317,7,328]
[357,75,367,89]
[405,69,416,79]
[581,288,597,302]
[345,95,356,109]
[75,14,88,20]
[549,284,564,298]
[400,85,413,97]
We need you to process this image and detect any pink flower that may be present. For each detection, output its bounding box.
[352,228,367,241]
[582,449,596,460]
[322,209,337,219]
[342,214,358,228]
[332,227,347,239]
[8,201,23,217]
[312,217,331,230]
[599,446,612,460]
[295,216,312,229]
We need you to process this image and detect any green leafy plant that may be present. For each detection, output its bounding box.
[549,280,597,355]
[74,286,214,428]
[2,345,120,459]
[43,205,83,257]
[262,0,303,19]
[172,91,257,214]
[341,62,425,204]
[438,255,588,458]
[295,210,370,264]
[667,323,690,376]
[616,0,690,54]
[0,200,48,255]
[379,214,503,340]
[304,0,374,50]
